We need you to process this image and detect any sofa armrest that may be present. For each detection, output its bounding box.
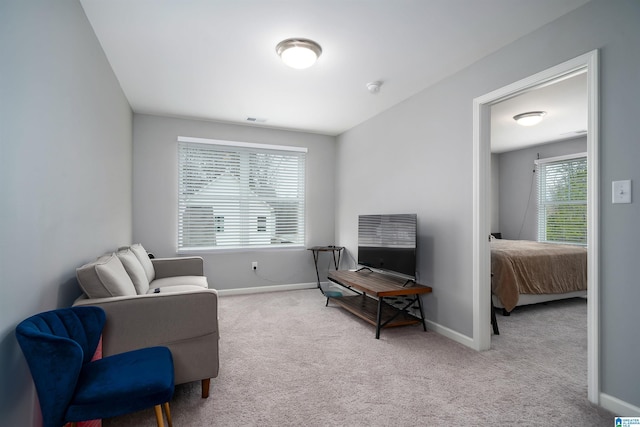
[151,256,204,278]
[73,289,218,356]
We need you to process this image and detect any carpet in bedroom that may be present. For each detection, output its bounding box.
[104,290,613,426]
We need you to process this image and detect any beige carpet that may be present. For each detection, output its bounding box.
[105,290,614,426]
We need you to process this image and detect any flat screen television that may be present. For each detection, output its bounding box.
[357,213,417,279]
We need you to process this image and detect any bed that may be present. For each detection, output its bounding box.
[491,239,587,313]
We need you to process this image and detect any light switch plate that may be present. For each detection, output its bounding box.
[612,180,632,204]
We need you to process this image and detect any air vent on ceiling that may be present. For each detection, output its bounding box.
[246,117,267,123]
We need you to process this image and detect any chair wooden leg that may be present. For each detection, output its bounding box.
[202,378,211,398]
[154,404,165,427]
[163,401,173,427]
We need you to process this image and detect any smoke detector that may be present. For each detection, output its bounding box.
[366,81,382,94]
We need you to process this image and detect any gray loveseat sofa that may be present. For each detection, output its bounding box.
[73,243,219,398]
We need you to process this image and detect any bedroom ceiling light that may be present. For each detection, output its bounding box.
[513,111,547,126]
[276,38,322,69]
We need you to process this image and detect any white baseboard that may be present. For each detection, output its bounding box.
[217,282,316,296]
[425,319,475,349]
[600,392,640,417]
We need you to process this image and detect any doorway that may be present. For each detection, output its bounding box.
[472,50,599,403]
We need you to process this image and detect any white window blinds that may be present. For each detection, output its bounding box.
[177,137,306,251]
[536,153,587,245]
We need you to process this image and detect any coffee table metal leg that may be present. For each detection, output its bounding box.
[416,295,427,332]
[375,297,383,339]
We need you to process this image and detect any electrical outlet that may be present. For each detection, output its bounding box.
[251,261,258,271]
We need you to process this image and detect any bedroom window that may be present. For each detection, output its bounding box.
[177,136,307,251]
[536,152,587,245]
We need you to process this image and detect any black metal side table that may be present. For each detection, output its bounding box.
[307,246,344,294]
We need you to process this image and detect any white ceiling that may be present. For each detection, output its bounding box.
[79,0,590,136]
[491,71,588,153]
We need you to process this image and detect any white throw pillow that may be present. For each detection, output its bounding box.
[76,253,137,298]
[129,243,155,283]
[117,248,150,294]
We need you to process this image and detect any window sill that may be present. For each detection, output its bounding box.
[177,244,305,255]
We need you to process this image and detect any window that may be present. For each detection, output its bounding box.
[214,216,225,233]
[536,153,587,245]
[257,216,267,232]
[177,136,307,251]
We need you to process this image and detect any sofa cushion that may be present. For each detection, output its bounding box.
[151,276,208,290]
[116,248,150,294]
[77,254,137,298]
[130,243,155,283]
[145,284,209,294]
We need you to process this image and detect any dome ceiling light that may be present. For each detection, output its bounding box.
[276,38,322,69]
[513,111,547,126]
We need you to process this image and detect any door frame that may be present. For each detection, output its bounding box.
[471,50,599,403]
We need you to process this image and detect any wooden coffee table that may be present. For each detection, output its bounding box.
[327,269,432,339]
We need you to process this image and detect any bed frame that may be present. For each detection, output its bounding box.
[492,290,587,315]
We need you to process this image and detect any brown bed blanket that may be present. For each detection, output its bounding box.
[491,239,587,312]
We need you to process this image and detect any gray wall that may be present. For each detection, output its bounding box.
[132,114,337,290]
[497,137,587,240]
[337,72,475,337]
[336,0,640,408]
[0,1,133,425]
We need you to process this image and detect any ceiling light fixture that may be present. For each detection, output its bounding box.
[276,38,322,69]
[513,111,547,126]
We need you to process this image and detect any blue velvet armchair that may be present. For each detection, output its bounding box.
[15,306,175,427]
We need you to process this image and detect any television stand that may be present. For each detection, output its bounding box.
[327,270,432,339]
